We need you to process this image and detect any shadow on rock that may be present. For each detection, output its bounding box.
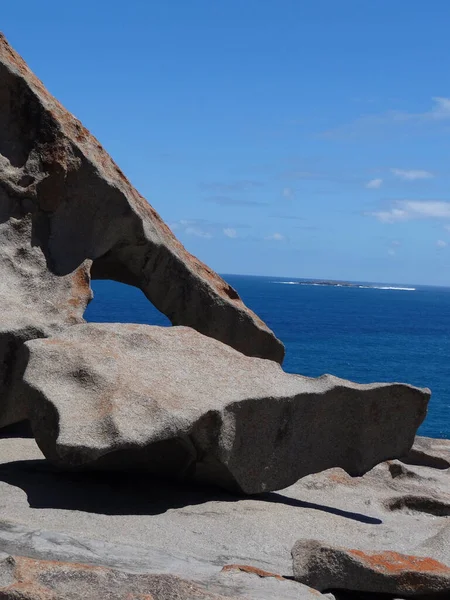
[0,459,381,524]
[259,493,382,525]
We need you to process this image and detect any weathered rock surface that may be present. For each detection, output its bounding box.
[0,553,238,600]
[0,436,448,599]
[0,553,326,600]
[0,214,92,426]
[14,322,429,494]
[292,539,450,596]
[400,436,450,470]
[0,33,284,371]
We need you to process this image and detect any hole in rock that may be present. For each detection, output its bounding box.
[84,280,170,327]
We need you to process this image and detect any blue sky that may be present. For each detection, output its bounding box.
[3,1,450,285]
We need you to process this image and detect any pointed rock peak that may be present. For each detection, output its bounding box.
[0,33,284,363]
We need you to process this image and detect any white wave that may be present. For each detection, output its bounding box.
[273,282,416,291]
[371,286,416,291]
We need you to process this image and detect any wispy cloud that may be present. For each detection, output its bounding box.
[170,219,249,239]
[170,220,213,238]
[205,196,268,207]
[270,214,304,220]
[323,97,450,138]
[223,228,237,238]
[265,232,285,241]
[391,168,434,181]
[437,239,448,248]
[368,200,450,223]
[366,178,383,189]
[387,240,400,256]
[282,187,295,199]
[199,180,263,193]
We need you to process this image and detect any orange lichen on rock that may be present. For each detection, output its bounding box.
[0,555,227,600]
[221,564,285,580]
[349,549,450,575]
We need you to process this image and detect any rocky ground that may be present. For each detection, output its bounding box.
[0,432,448,599]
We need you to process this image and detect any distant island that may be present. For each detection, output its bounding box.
[276,280,416,291]
[298,280,361,288]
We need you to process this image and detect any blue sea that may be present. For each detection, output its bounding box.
[85,274,450,440]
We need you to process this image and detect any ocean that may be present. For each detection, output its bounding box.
[85,274,450,440]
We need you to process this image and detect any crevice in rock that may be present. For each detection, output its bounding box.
[384,495,450,516]
[400,449,450,470]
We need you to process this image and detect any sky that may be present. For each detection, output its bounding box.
[3,1,450,285]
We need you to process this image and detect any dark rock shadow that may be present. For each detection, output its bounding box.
[0,459,382,524]
[259,493,382,525]
[0,421,34,439]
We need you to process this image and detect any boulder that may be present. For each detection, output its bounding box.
[0,552,328,600]
[0,553,236,600]
[292,539,450,596]
[15,323,429,494]
[0,33,284,369]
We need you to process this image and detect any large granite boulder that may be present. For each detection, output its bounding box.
[14,323,429,494]
[292,539,450,596]
[0,32,284,397]
[0,554,235,600]
[0,553,327,600]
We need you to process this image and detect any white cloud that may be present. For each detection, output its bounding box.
[185,226,212,239]
[223,228,237,238]
[427,97,450,120]
[282,187,295,199]
[323,97,450,138]
[169,219,215,239]
[387,239,400,256]
[366,178,383,189]
[437,239,448,248]
[265,232,285,241]
[370,208,408,223]
[368,201,450,223]
[391,168,434,181]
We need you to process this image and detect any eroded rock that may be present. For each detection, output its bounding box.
[15,323,429,494]
[0,33,284,372]
[400,436,450,470]
[292,540,450,596]
[0,214,92,426]
[0,553,238,600]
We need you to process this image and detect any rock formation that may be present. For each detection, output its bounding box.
[0,553,326,600]
[13,323,429,494]
[0,554,237,600]
[292,540,450,596]
[0,435,448,599]
[0,32,284,390]
[0,31,444,600]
